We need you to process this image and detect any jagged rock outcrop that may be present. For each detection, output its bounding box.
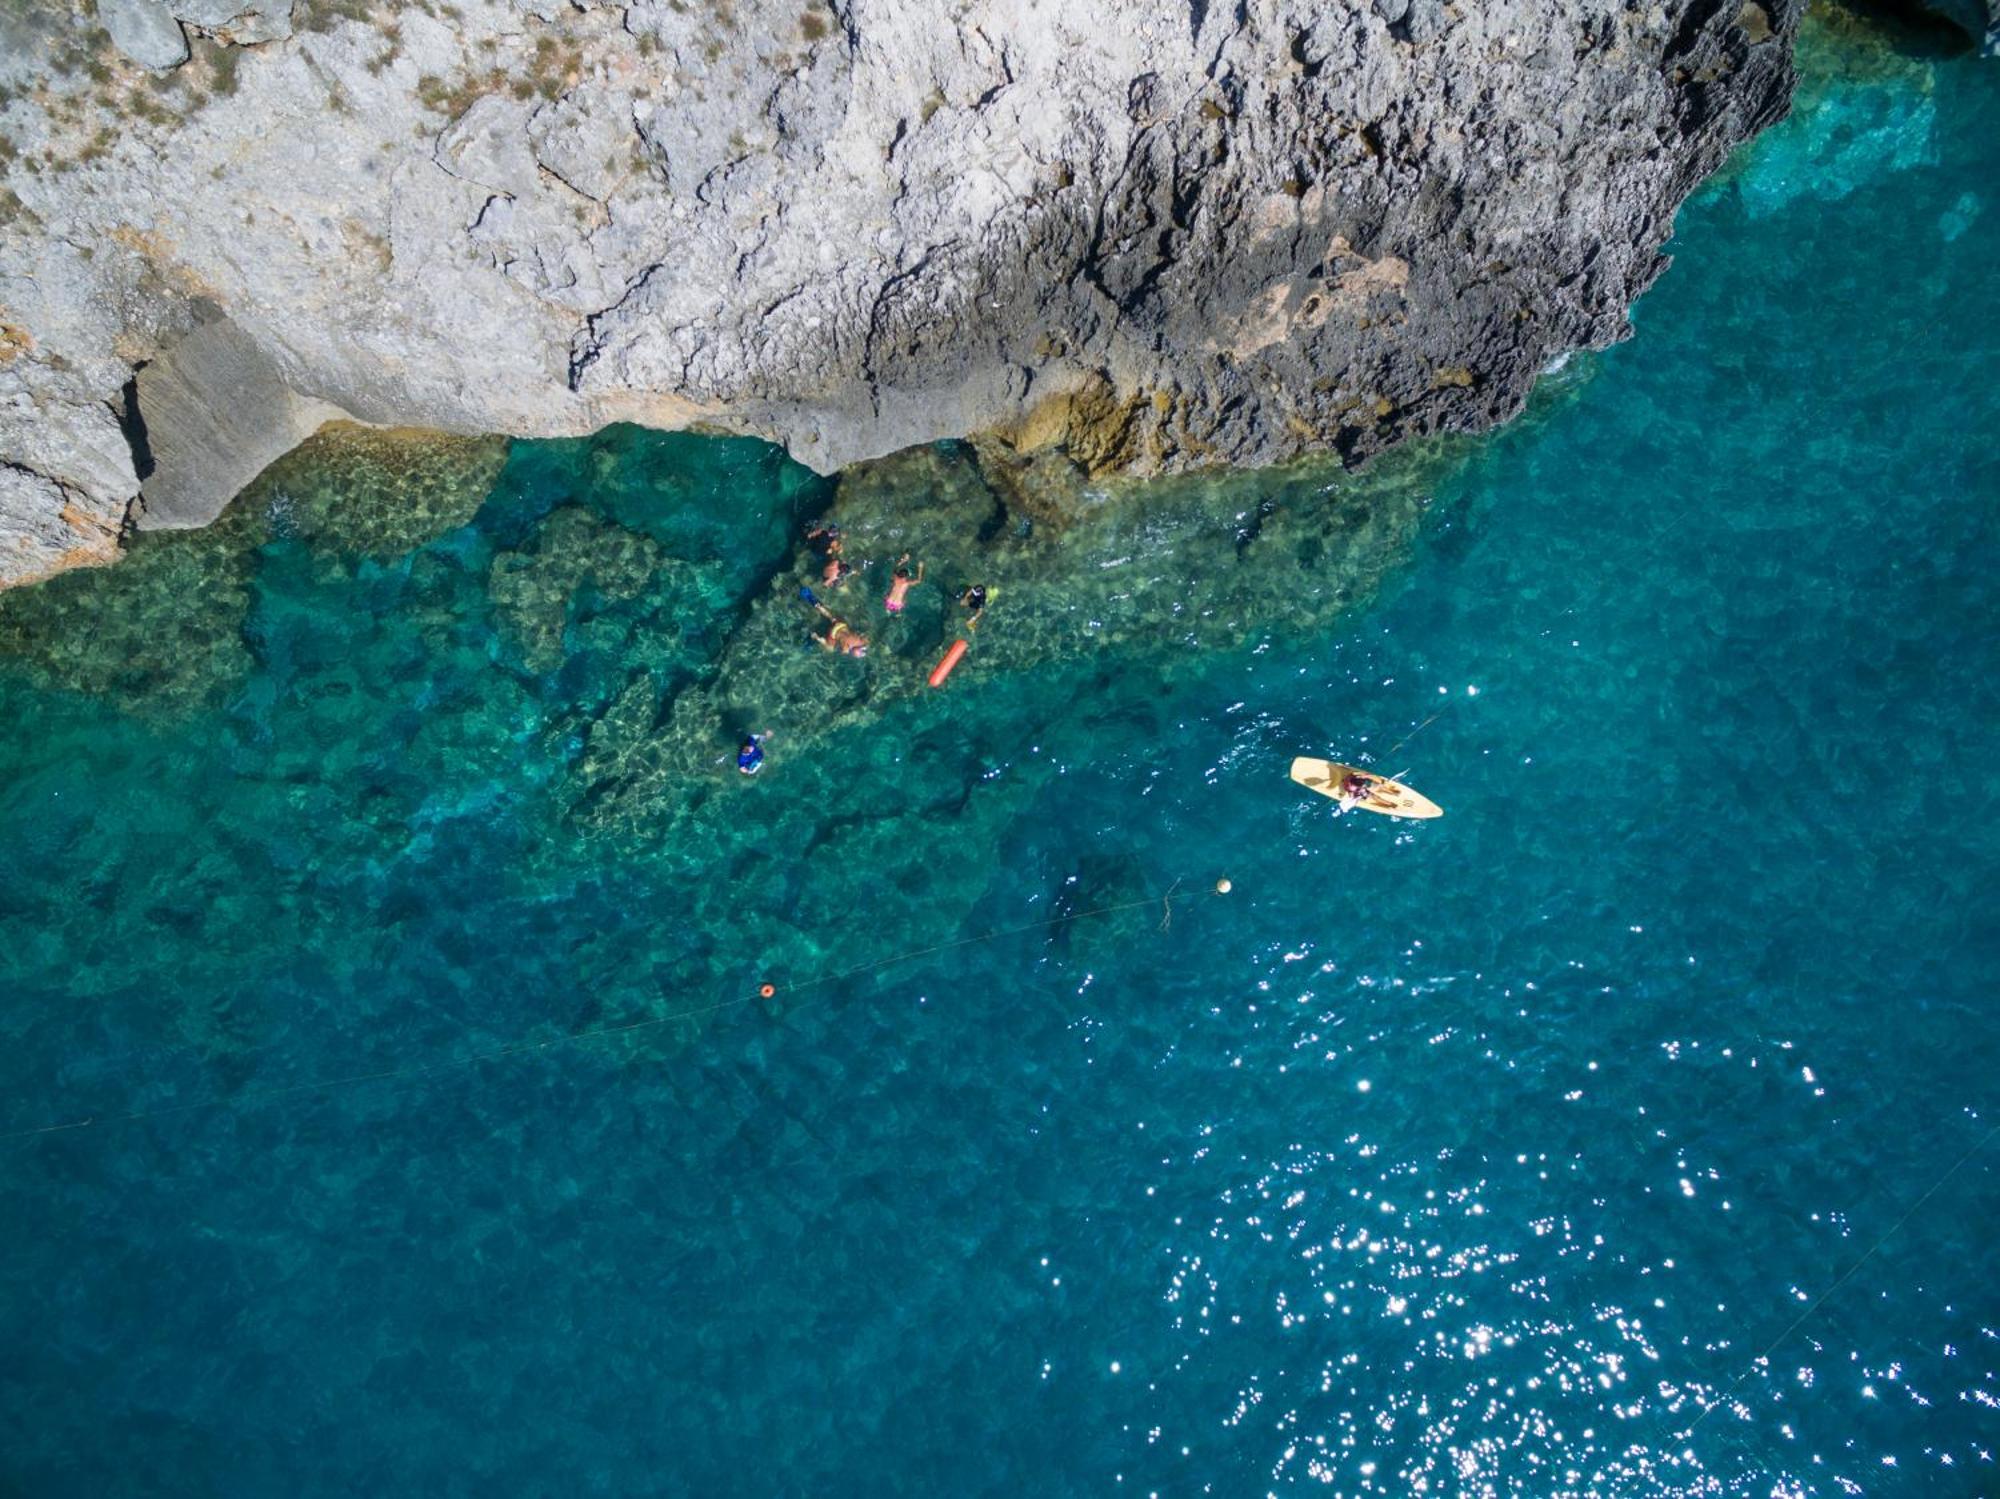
[97,1,193,72]
[0,0,1806,587]
[131,305,350,526]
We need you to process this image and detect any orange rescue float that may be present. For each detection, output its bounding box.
[928,638,969,687]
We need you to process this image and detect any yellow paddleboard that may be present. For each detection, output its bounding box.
[1289,758,1444,820]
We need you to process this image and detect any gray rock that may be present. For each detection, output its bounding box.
[0,463,126,589]
[169,2,294,45]
[0,0,1807,587]
[132,307,350,529]
[98,0,190,72]
[527,87,634,203]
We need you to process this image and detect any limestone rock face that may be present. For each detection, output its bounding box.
[98,0,190,72]
[0,450,128,588]
[168,3,296,47]
[0,0,1805,587]
[132,306,351,528]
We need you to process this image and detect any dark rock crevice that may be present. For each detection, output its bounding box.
[115,375,156,485]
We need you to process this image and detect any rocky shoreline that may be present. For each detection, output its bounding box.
[0,0,1836,587]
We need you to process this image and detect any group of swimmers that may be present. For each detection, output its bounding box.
[800,524,989,660]
[737,522,995,773]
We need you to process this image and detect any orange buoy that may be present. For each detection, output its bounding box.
[759,983,776,998]
[928,638,970,687]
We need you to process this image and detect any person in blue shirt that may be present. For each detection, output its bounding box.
[737,732,770,775]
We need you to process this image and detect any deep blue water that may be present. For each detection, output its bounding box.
[2,15,1996,1497]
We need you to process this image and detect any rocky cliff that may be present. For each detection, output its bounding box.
[0,0,1810,588]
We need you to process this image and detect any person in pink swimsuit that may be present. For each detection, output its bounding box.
[883,554,924,614]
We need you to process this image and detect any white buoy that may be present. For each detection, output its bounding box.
[1215,878,1233,895]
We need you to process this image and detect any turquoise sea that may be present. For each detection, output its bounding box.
[2,13,1995,1496]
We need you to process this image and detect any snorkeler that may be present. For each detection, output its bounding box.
[736,732,770,775]
[821,555,855,589]
[804,523,842,557]
[809,601,869,657]
[958,583,989,631]
[884,553,925,614]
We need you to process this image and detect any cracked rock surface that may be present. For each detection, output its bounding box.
[0,0,1805,587]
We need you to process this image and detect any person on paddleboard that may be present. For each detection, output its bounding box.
[1334,769,1375,812]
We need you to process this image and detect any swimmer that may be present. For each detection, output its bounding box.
[810,601,869,657]
[815,621,869,657]
[736,732,771,775]
[958,582,988,631]
[821,556,855,589]
[884,553,925,614]
[804,524,843,557]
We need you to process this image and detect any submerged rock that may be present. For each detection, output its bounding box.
[0,0,1806,586]
[0,414,1455,850]
[562,433,1457,849]
[490,505,669,675]
[0,424,505,710]
[258,423,509,556]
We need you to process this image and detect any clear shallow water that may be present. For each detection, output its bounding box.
[2,15,1996,1497]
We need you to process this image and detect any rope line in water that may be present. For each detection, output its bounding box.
[0,883,1222,1145]
[1679,1115,2000,1444]
[1380,709,1447,761]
